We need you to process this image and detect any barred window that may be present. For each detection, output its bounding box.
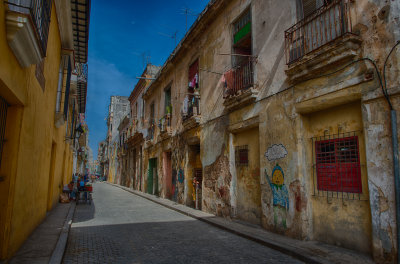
[7,0,52,56]
[235,145,249,166]
[314,135,361,194]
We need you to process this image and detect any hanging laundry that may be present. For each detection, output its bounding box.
[225,70,234,90]
[194,73,199,88]
[181,96,189,116]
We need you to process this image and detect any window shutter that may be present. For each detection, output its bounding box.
[70,101,75,139]
[63,59,71,119]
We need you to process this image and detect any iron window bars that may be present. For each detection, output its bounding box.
[311,131,367,200]
[284,0,354,65]
[0,97,9,169]
[6,0,53,57]
[235,145,249,166]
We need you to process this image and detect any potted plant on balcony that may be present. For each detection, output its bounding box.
[166,105,172,115]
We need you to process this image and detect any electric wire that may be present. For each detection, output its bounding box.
[383,40,400,110]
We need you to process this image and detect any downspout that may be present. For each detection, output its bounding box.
[391,110,400,264]
[383,40,400,263]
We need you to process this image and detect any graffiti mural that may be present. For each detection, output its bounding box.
[178,169,184,183]
[264,144,288,161]
[265,165,289,228]
[265,144,289,228]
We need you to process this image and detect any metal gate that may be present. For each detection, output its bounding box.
[0,96,8,168]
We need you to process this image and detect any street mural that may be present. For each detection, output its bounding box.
[178,169,185,183]
[264,144,288,161]
[264,144,289,228]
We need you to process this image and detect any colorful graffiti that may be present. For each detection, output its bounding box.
[264,144,288,161]
[265,165,289,228]
[265,144,289,229]
[178,169,184,183]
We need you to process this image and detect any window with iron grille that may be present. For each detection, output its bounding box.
[235,145,249,166]
[0,97,8,169]
[300,0,333,19]
[7,0,52,56]
[313,133,362,196]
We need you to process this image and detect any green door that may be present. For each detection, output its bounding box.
[147,158,157,195]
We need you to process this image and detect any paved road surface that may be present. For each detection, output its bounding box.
[63,182,303,264]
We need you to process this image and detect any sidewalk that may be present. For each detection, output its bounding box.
[107,182,375,264]
[7,202,75,264]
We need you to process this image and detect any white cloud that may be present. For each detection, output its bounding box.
[264,144,288,161]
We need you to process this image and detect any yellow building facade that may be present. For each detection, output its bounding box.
[0,0,90,260]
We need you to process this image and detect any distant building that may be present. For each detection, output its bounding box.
[106,96,130,183]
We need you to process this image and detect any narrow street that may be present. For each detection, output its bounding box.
[63,183,303,264]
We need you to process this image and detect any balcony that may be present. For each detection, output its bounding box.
[159,114,172,138]
[223,57,258,110]
[74,63,88,114]
[144,123,155,148]
[182,94,201,129]
[5,0,52,67]
[284,0,361,82]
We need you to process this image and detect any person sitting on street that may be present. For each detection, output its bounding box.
[78,177,85,191]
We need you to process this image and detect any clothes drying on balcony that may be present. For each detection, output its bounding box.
[182,96,189,116]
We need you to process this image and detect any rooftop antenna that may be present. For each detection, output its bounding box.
[141,51,151,68]
[181,7,200,32]
[158,31,178,48]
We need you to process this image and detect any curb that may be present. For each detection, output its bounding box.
[105,182,320,264]
[49,202,76,264]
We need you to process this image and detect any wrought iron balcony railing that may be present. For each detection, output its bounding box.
[73,63,88,83]
[6,0,52,57]
[146,123,155,141]
[182,94,200,120]
[159,114,171,134]
[284,0,353,65]
[223,57,254,98]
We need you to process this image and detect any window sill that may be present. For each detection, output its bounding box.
[6,11,43,68]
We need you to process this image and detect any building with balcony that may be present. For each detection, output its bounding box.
[117,115,130,186]
[97,140,108,180]
[0,0,90,260]
[124,64,160,191]
[105,96,130,184]
[108,0,400,262]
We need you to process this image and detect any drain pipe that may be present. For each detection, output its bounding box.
[391,110,400,263]
[383,41,400,263]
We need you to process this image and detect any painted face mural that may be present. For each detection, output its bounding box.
[265,164,289,228]
[272,166,284,186]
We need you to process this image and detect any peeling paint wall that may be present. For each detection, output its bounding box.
[114,0,400,262]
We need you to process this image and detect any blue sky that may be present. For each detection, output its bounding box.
[86,0,210,158]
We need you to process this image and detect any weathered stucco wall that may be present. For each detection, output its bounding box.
[124,0,400,262]
[0,2,75,259]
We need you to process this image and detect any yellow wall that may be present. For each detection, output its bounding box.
[0,2,75,259]
[305,102,372,254]
[233,127,261,225]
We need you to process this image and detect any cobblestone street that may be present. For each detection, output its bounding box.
[63,183,303,264]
